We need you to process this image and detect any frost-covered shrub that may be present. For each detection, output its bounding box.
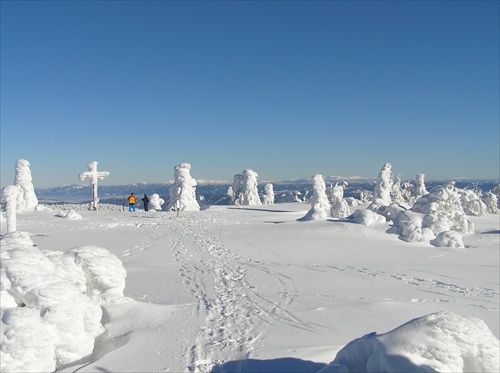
[329,182,350,219]
[275,191,304,203]
[392,210,435,243]
[149,193,165,211]
[14,159,38,211]
[301,175,331,221]
[459,189,487,216]
[262,183,275,205]
[412,182,474,234]
[322,311,499,373]
[168,163,200,211]
[431,231,465,248]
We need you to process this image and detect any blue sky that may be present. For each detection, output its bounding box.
[1,1,499,188]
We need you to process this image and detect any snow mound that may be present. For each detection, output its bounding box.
[320,311,499,373]
[1,232,127,371]
[55,209,82,220]
[348,209,386,226]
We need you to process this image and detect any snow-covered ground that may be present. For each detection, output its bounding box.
[1,202,499,372]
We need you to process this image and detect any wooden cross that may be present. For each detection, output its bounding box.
[78,161,110,211]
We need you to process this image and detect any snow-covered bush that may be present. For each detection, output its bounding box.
[149,193,165,211]
[167,163,200,211]
[262,183,275,205]
[275,191,304,203]
[329,182,350,219]
[14,159,38,211]
[368,163,393,211]
[300,175,331,221]
[412,182,474,234]
[430,231,465,248]
[392,210,435,243]
[320,311,499,373]
[1,232,127,371]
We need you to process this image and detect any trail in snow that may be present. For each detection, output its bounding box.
[148,211,313,372]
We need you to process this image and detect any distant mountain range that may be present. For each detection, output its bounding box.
[35,178,499,205]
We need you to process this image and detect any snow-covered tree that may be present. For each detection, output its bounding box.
[2,185,22,233]
[493,184,500,209]
[329,181,350,218]
[368,162,393,211]
[301,174,331,220]
[149,193,165,211]
[262,183,275,205]
[14,159,38,211]
[412,181,474,235]
[236,169,262,206]
[481,191,499,214]
[458,189,487,217]
[228,174,243,205]
[78,161,110,211]
[415,173,428,198]
[167,163,200,211]
[390,175,404,204]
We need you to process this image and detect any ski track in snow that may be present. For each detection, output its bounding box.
[134,212,313,373]
[302,264,498,306]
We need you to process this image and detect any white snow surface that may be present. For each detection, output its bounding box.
[1,202,499,373]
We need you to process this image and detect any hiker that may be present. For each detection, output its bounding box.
[128,193,136,212]
[142,194,149,212]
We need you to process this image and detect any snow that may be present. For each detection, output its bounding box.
[1,200,499,372]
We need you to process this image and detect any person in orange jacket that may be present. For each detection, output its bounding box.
[128,193,136,212]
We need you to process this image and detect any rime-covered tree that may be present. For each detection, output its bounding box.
[78,161,109,211]
[390,175,404,204]
[368,162,393,211]
[301,174,331,220]
[167,163,200,211]
[237,169,262,206]
[262,183,275,205]
[14,159,38,211]
[413,181,474,234]
[481,191,499,214]
[415,173,428,198]
[330,181,350,218]
[2,185,22,233]
[228,174,243,205]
